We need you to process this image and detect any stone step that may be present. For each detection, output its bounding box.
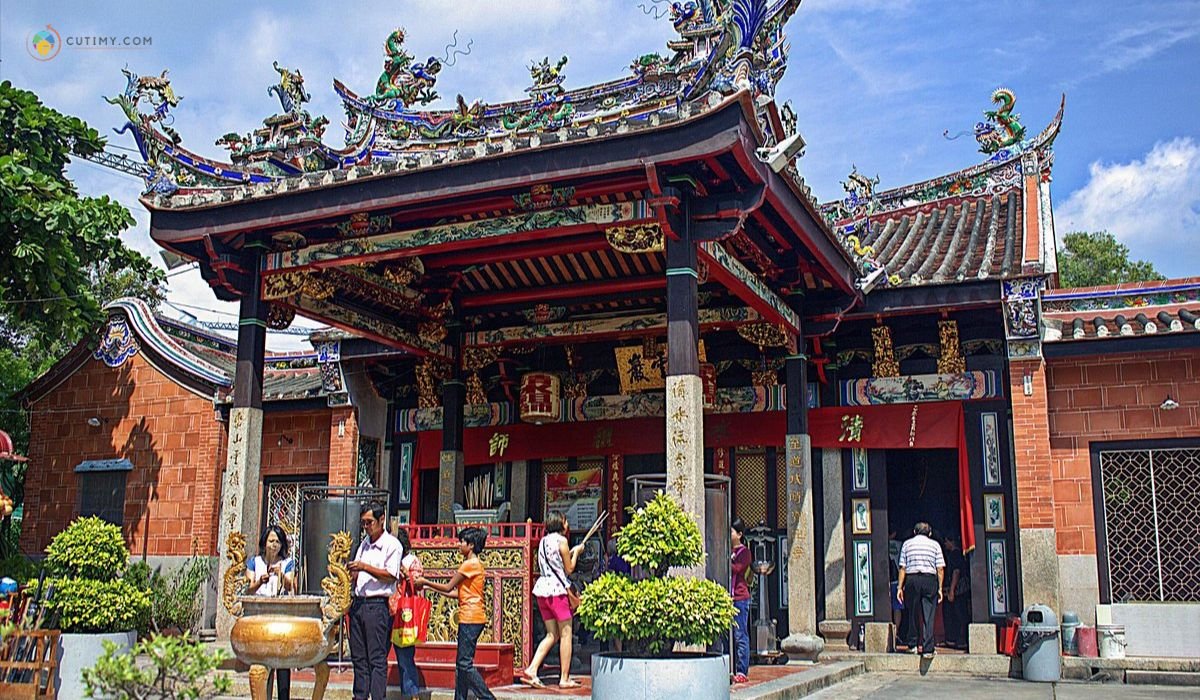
[822,651,1017,677]
[1125,670,1200,686]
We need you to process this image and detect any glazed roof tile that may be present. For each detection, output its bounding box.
[820,94,1064,289]
[117,299,328,401]
[1041,278,1200,343]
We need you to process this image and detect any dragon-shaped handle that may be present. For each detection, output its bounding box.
[320,531,353,634]
[222,532,248,618]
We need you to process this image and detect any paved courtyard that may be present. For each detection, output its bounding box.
[806,675,1199,699]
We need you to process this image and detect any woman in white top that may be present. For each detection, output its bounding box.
[520,512,583,689]
[246,524,297,700]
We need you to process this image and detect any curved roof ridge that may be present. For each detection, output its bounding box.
[104,298,231,387]
[822,94,1065,225]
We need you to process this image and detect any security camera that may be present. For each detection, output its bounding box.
[856,267,887,294]
[755,132,806,173]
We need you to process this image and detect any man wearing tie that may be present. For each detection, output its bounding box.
[347,503,402,700]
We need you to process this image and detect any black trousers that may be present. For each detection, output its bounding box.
[943,592,968,645]
[455,622,496,700]
[903,573,938,654]
[349,597,391,700]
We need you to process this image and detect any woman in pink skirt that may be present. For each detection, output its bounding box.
[519,512,583,689]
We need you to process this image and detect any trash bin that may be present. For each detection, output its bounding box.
[1060,611,1080,655]
[1017,605,1061,682]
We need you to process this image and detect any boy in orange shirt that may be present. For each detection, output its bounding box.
[416,527,495,700]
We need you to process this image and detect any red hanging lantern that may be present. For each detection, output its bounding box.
[519,372,561,424]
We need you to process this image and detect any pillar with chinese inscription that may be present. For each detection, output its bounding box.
[216,254,268,640]
[665,224,706,578]
[438,377,466,523]
[435,321,466,523]
[780,353,824,660]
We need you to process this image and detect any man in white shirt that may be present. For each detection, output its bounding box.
[347,503,402,700]
[896,521,945,658]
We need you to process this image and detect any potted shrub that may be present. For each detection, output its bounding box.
[39,516,150,698]
[577,492,736,700]
[83,633,232,699]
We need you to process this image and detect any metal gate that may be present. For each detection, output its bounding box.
[1099,446,1200,602]
[263,477,327,539]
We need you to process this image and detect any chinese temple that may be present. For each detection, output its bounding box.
[19,0,1198,668]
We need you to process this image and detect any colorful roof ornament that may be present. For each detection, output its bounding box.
[107,0,804,208]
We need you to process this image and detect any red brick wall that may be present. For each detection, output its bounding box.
[1010,359,1055,529]
[262,409,332,479]
[22,353,224,557]
[327,407,359,487]
[1046,349,1200,555]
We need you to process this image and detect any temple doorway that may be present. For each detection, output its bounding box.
[884,448,969,650]
[885,449,959,541]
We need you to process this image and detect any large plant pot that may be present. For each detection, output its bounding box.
[591,652,730,700]
[56,630,136,699]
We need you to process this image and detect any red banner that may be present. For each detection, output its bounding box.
[414,401,974,552]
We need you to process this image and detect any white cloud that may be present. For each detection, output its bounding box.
[1056,138,1200,279]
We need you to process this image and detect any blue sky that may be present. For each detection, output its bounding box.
[2,1,1197,346]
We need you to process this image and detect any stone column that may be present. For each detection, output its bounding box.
[818,448,851,649]
[665,226,705,577]
[437,378,466,524]
[509,461,529,522]
[781,354,824,660]
[216,256,268,640]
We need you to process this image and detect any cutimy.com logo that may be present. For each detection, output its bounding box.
[26,25,153,61]
[27,25,61,61]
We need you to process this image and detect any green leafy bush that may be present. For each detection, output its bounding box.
[38,517,150,633]
[46,516,127,581]
[44,578,151,634]
[0,554,39,583]
[83,633,232,699]
[142,557,212,634]
[577,491,735,657]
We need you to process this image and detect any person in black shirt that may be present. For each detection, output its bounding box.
[942,535,970,649]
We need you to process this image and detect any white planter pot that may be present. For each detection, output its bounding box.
[591,652,730,700]
[57,630,136,699]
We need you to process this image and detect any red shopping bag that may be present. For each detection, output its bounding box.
[391,580,431,648]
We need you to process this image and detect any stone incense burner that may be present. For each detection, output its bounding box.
[222,531,352,700]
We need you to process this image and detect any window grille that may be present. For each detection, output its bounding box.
[1099,447,1200,602]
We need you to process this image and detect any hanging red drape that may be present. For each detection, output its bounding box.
[808,401,974,553]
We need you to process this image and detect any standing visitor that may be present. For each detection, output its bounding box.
[391,527,425,700]
[247,524,297,700]
[416,527,496,700]
[520,512,583,689]
[942,535,969,649]
[729,519,752,684]
[347,503,402,700]
[887,525,908,650]
[896,521,945,658]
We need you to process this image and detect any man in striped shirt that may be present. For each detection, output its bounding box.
[897,521,945,658]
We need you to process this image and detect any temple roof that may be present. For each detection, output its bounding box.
[107,1,806,213]
[18,298,357,406]
[821,92,1065,289]
[1041,278,1200,345]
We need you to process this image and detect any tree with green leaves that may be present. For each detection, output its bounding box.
[0,81,165,421]
[1058,231,1165,289]
[0,82,166,540]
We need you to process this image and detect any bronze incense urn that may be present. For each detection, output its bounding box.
[222,531,353,700]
